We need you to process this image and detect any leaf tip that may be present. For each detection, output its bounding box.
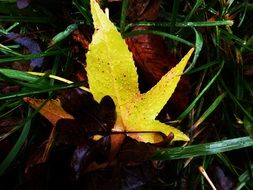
[175,133,190,142]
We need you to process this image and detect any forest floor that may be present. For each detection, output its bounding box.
[0,0,253,189]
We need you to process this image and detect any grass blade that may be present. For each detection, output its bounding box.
[120,0,128,34]
[192,93,226,131]
[185,27,203,72]
[220,78,253,122]
[0,82,83,100]
[123,29,193,47]
[178,61,224,120]
[125,20,234,31]
[0,68,42,82]
[236,164,253,190]
[152,136,253,160]
[0,109,32,176]
[0,48,68,63]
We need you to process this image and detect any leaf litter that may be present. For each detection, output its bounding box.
[1,0,197,189]
[86,0,193,143]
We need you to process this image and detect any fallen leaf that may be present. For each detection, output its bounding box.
[126,31,191,118]
[82,159,159,190]
[56,90,118,176]
[6,32,43,68]
[118,137,157,163]
[24,90,169,187]
[17,0,31,9]
[23,97,75,167]
[86,0,193,143]
[210,166,235,190]
[126,0,191,117]
[87,0,140,132]
[126,26,178,87]
[23,97,74,126]
[127,0,161,21]
[24,90,118,180]
[70,135,112,179]
[58,89,116,137]
[72,29,90,50]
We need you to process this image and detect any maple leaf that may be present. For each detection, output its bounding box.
[86,0,194,143]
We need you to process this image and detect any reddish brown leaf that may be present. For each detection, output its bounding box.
[127,0,161,21]
[108,133,124,157]
[0,84,20,94]
[126,26,178,87]
[72,29,90,50]
[0,117,21,133]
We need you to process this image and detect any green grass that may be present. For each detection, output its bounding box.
[0,0,253,189]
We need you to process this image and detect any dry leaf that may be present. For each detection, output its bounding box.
[23,97,74,126]
[127,0,161,21]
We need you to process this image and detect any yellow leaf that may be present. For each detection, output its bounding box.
[87,0,139,105]
[130,48,194,121]
[87,0,139,130]
[127,120,190,143]
[125,49,194,142]
[86,0,194,143]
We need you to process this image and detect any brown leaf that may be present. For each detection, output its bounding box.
[24,89,165,189]
[25,135,54,173]
[118,137,157,164]
[0,117,21,134]
[0,84,20,94]
[127,0,161,21]
[126,26,178,87]
[55,90,119,176]
[82,160,159,190]
[23,97,74,126]
[25,121,58,172]
[70,136,111,179]
[72,29,90,50]
[23,97,75,170]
